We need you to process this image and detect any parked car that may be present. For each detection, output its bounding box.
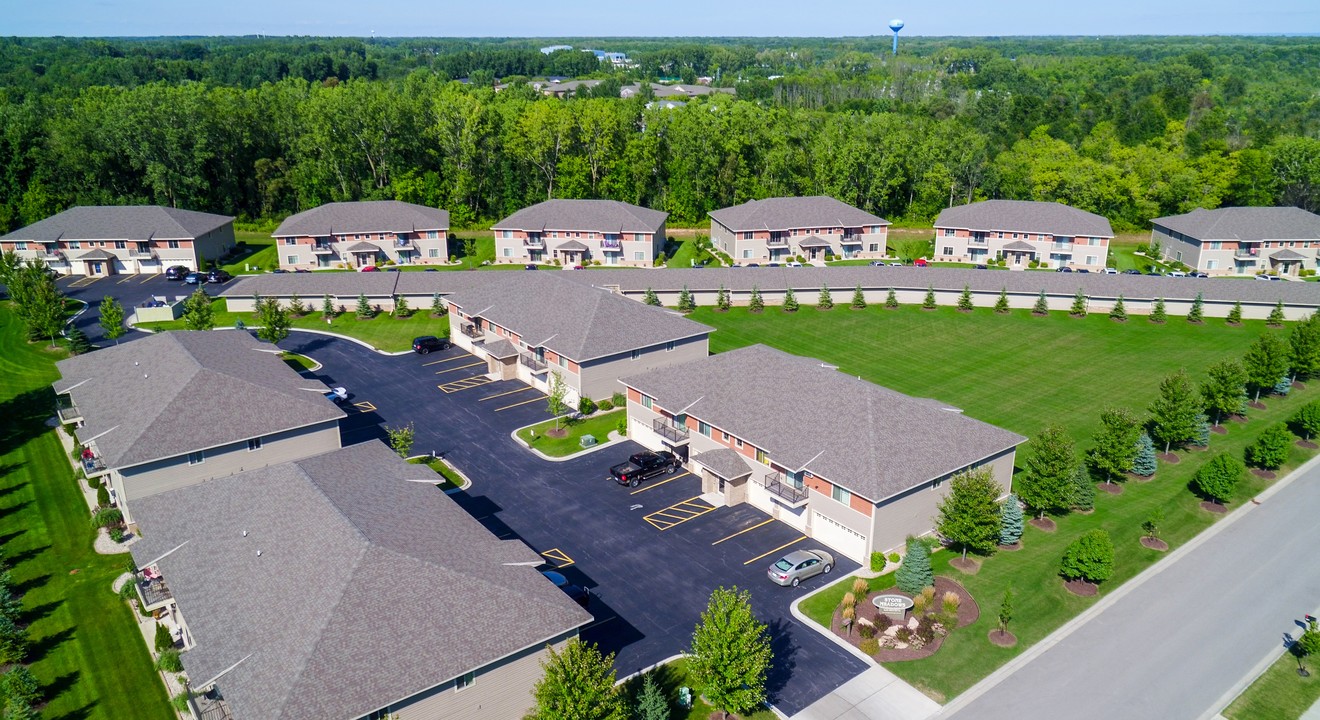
[294,269,311,273]
[767,549,835,587]
[164,265,190,281]
[206,269,232,284]
[358,265,379,272]
[540,570,590,608]
[571,265,584,270]
[1056,266,1073,273]
[913,258,927,267]
[974,264,988,270]
[1144,271,1163,276]
[524,264,538,270]
[609,451,680,488]
[1191,272,1209,278]
[746,263,761,267]
[1102,267,1119,275]
[270,268,288,274]
[1167,270,1187,278]
[1076,268,1091,274]
[888,261,904,267]
[766,262,781,267]
[787,261,803,267]
[412,336,450,355]
[324,386,348,404]
[869,261,886,267]
[183,271,207,285]
[1123,269,1142,275]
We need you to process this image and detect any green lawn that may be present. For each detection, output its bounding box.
[1109,232,1177,273]
[621,658,777,720]
[280,352,317,372]
[0,304,174,719]
[1225,649,1320,720]
[665,237,722,268]
[138,300,450,353]
[406,456,463,492]
[220,230,277,275]
[516,410,625,457]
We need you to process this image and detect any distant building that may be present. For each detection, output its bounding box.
[492,199,667,267]
[1151,206,1320,277]
[272,201,449,271]
[710,196,889,263]
[540,44,573,54]
[934,200,1114,270]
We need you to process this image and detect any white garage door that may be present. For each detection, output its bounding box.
[811,511,868,563]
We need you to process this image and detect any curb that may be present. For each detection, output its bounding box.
[405,453,473,493]
[790,571,889,667]
[509,417,631,463]
[124,322,414,356]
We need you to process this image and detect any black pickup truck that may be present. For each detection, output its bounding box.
[610,451,680,487]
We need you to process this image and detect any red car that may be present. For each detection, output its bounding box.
[914,258,928,267]
[358,265,379,272]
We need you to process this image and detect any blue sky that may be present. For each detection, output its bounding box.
[8,0,1318,37]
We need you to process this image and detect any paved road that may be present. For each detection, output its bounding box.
[944,460,1320,720]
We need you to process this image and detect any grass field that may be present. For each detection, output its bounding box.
[1224,648,1320,720]
[0,304,174,719]
[406,456,463,492]
[621,658,777,720]
[220,230,277,274]
[517,410,625,457]
[280,352,317,372]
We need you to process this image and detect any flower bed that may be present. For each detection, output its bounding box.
[831,576,979,662]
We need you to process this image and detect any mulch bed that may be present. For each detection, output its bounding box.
[1200,501,1229,514]
[1188,444,1209,452]
[1140,537,1169,552]
[1211,425,1228,435]
[988,629,1018,647]
[1098,482,1123,495]
[544,428,568,439]
[1063,579,1099,597]
[1294,381,1307,391]
[1249,401,1268,411]
[1029,517,1057,532]
[832,576,980,663]
[997,542,1022,552]
[1158,452,1181,464]
[1250,468,1278,480]
[949,557,981,575]
[1297,439,1319,450]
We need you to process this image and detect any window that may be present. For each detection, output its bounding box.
[635,252,644,260]
[735,438,744,448]
[665,341,674,352]
[1086,255,1098,265]
[13,242,25,251]
[287,255,298,265]
[742,249,753,259]
[1207,260,1219,270]
[68,241,81,249]
[283,238,297,245]
[641,395,653,409]
[699,421,711,437]
[631,349,641,360]
[558,355,566,368]
[1090,238,1100,246]
[187,451,205,466]
[428,231,438,239]
[1208,241,1221,250]
[869,244,879,252]
[428,248,439,258]
[755,448,768,465]
[832,485,851,503]
[247,438,262,452]
[114,240,126,249]
[500,230,511,239]
[743,231,753,240]
[502,247,512,257]
[721,431,730,441]
[168,240,179,249]
[1011,233,1018,239]
[456,671,475,691]
[1176,251,1183,262]
[942,246,953,256]
[943,228,954,236]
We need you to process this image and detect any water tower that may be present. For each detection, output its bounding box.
[889,19,905,56]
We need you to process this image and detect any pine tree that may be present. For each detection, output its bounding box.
[677,286,695,313]
[66,327,91,355]
[322,294,336,319]
[1194,413,1211,447]
[1131,432,1158,477]
[1187,292,1205,323]
[643,287,661,306]
[1091,407,1145,483]
[182,288,214,331]
[1243,332,1290,401]
[1069,287,1087,317]
[748,286,764,313]
[716,285,731,312]
[935,469,1003,559]
[689,587,773,719]
[430,293,444,317]
[922,284,937,310]
[1201,359,1249,425]
[393,294,410,318]
[1267,299,1286,327]
[1060,530,1115,584]
[782,287,799,312]
[355,293,373,319]
[1150,297,1167,324]
[1147,369,1200,452]
[285,293,304,317]
[852,285,867,309]
[1109,295,1127,321]
[634,673,670,720]
[1194,452,1244,505]
[1289,313,1320,380]
[957,285,974,311]
[895,540,934,593]
[1071,463,1095,511]
[1017,426,1077,519]
[883,287,898,309]
[994,288,1010,314]
[530,639,626,720]
[1032,290,1048,316]
[817,284,833,310]
[1227,301,1243,325]
[999,494,1024,546]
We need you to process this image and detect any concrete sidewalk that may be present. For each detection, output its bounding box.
[792,667,938,720]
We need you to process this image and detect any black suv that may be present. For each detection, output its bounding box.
[207,269,232,284]
[164,265,190,280]
[412,336,450,355]
[610,451,680,487]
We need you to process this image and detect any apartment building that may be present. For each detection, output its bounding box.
[709,196,890,264]
[934,200,1114,270]
[273,201,450,271]
[492,199,667,267]
[620,345,1025,562]
[1151,206,1320,276]
[52,331,345,526]
[444,272,711,405]
[0,205,234,276]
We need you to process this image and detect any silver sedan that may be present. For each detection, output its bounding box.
[767,549,835,587]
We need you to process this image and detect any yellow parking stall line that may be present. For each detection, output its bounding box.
[438,376,494,394]
[69,276,100,288]
[116,274,137,284]
[712,518,776,546]
[494,396,545,411]
[742,536,807,566]
[422,355,473,367]
[435,361,484,375]
[139,273,160,283]
[628,471,692,495]
[643,496,716,531]
[352,401,377,412]
[480,386,538,402]
[540,548,574,568]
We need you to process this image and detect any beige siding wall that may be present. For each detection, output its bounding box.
[868,447,1016,554]
[195,223,236,269]
[580,334,709,402]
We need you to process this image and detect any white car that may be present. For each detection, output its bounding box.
[324,386,348,404]
[787,261,803,267]
[1102,267,1118,274]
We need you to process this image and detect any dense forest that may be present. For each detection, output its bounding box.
[0,35,1317,232]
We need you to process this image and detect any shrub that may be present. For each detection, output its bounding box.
[597,399,615,412]
[1245,424,1293,470]
[912,594,927,614]
[1059,529,1115,583]
[154,623,175,652]
[942,591,961,616]
[841,591,856,609]
[874,614,893,631]
[921,585,936,606]
[118,579,137,601]
[0,666,40,708]
[109,527,125,543]
[851,577,869,599]
[156,648,184,673]
[611,391,625,407]
[870,552,886,572]
[859,638,880,656]
[888,552,901,564]
[96,484,111,507]
[616,418,627,435]
[857,621,874,640]
[914,615,938,645]
[578,397,598,415]
[841,605,856,629]
[90,507,123,529]
[1028,260,1040,269]
[654,252,667,266]
[895,541,933,594]
[894,627,912,644]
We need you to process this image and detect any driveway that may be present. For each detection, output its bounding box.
[56,273,240,345]
[278,334,868,715]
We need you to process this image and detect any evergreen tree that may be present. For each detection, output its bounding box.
[1147,369,1201,452]
[677,285,695,313]
[1194,452,1245,505]
[530,639,627,720]
[1246,424,1294,470]
[852,284,867,309]
[0,615,27,664]
[1017,426,1077,519]
[1032,290,1048,316]
[643,287,661,306]
[922,284,937,309]
[288,293,306,317]
[1150,297,1167,324]
[716,285,731,311]
[430,293,444,317]
[1071,463,1096,511]
[1274,375,1293,395]
[1187,292,1205,323]
[256,297,291,344]
[895,540,934,593]
[1132,433,1158,477]
[1243,332,1290,401]
[1289,313,1320,379]
[1292,401,1320,441]
[66,327,91,355]
[322,294,336,319]
[355,293,374,319]
[98,295,126,344]
[0,665,39,708]
[1227,301,1243,325]
[1059,530,1115,584]
[999,495,1024,546]
[393,294,411,318]
[748,286,764,313]
[1194,413,1211,447]
[782,286,799,312]
[1069,287,1087,317]
[154,623,175,653]
[994,288,1010,314]
[957,285,973,311]
[935,469,1003,559]
[634,673,670,720]
[1088,406,1142,483]
[182,288,214,331]
[817,284,833,311]
[1201,359,1249,425]
[688,587,773,719]
[1109,295,1127,321]
[883,287,897,309]
[1267,299,1286,327]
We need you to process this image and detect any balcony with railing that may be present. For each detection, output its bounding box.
[840,234,863,244]
[653,417,690,444]
[1050,243,1072,252]
[80,448,108,478]
[759,470,809,507]
[393,237,417,251]
[519,352,548,373]
[311,243,337,254]
[135,567,174,612]
[39,250,68,264]
[460,324,485,341]
[55,395,82,424]
[128,247,156,260]
[1234,246,1261,259]
[523,235,545,248]
[766,236,789,247]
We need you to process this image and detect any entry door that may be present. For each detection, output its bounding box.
[90,261,103,275]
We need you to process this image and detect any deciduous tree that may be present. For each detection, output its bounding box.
[1088,406,1141,483]
[1194,452,1244,504]
[1060,529,1115,584]
[256,297,291,343]
[1148,369,1200,452]
[98,295,125,343]
[530,638,626,720]
[1291,401,1320,441]
[689,586,772,720]
[1245,424,1293,470]
[1201,359,1249,425]
[1288,313,1320,380]
[1243,332,1290,401]
[935,469,1003,559]
[1017,426,1077,519]
[386,422,415,458]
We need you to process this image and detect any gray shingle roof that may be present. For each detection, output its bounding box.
[444,272,712,362]
[343,241,380,253]
[1001,240,1037,252]
[76,248,116,260]
[483,338,518,359]
[129,442,590,720]
[556,239,589,251]
[797,236,833,248]
[0,205,233,242]
[691,447,754,480]
[621,345,1025,500]
[492,199,667,234]
[1272,248,1308,261]
[221,272,404,299]
[273,201,449,238]
[53,331,344,468]
[709,196,888,233]
[934,200,1114,238]
[1152,206,1320,242]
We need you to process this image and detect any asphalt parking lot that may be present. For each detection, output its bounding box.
[55,273,236,345]
[277,334,867,715]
